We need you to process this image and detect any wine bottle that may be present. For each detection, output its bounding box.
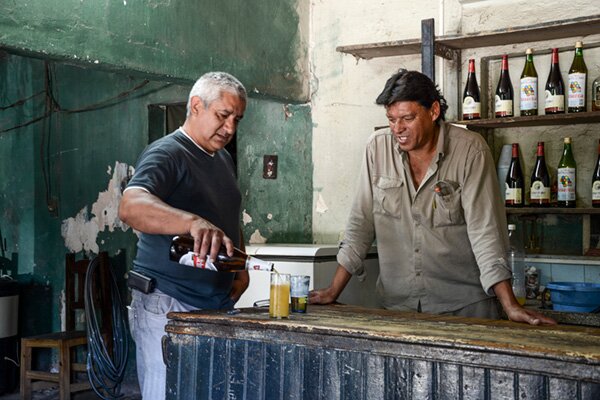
[567,41,587,113]
[545,48,565,114]
[505,143,524,207]
[529,141,550,207]
[520,48,538,116]
[495,55,514,118]
[592,140,600,208]
[462,59,481,120]
[557,137,577,208]
[592,74,600,112]
[169,235,274,271]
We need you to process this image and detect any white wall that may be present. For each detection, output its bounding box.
[310,0,600,243]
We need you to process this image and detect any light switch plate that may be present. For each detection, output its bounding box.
[263,155,278,179]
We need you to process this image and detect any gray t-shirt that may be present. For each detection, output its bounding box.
[127,129,241,309]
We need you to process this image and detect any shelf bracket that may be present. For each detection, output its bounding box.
[434,43,458,61]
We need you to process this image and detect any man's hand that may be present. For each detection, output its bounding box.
[309,286,338,305]
[493,279,556,325]
[308,265,352,305]
[503,303,557,325]
[188,219,234,263]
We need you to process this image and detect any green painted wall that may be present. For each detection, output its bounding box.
[238,102,313,243]
[0,0,309,101]
[0,0,312,378]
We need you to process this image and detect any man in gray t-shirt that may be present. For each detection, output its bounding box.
[118,71,248,400]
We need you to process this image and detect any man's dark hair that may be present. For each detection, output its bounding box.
[375,69,448,121]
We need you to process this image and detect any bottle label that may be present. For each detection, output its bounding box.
[530,181,550,201]
[495,96,513,116]
[520,77,538,110]
[593,180,600,201]
[462,96,481,117]
[178,251,218,271]
[505,185,523,204]
[544,91,564,111]
[247,256,274,271]
[568,72,586,107]
[557,167,576,201]
[594,83,600,110]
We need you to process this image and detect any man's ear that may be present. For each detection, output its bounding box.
[189,96,205,116]
[430,101,441,121]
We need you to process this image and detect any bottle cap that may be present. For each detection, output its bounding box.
[575,41,583,48]
[564,137,571,143]
[508,224,516,231]
[526,48,533,54]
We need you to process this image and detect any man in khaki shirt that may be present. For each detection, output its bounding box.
[310,70,555,325]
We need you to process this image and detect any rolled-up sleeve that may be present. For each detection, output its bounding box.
[461,145,512,294]
[337,142,377,279]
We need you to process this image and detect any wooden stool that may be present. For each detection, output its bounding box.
[20,252,111,400]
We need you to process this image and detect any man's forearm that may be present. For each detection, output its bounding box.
[119,189,199,235]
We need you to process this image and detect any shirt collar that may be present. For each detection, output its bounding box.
[178,126,215,157]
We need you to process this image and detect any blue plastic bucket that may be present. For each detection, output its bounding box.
[547,282,600,313]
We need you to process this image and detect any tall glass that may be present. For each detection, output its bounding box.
[269,273,290,318]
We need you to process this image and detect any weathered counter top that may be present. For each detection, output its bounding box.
[165,305,600,399]
[167,304,600,381]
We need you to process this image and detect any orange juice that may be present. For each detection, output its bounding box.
[269,276,290,318]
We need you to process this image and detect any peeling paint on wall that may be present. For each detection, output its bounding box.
[316,193,329,214]
[61,161,131,253]
[249,229,267,244]
[242,209,253,226]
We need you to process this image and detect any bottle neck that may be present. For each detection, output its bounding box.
[468,59,476,73]
[551,49,559,65]
[511,144,519,158]
[563,143,572,156]
[526,54,534,64]
[575,47,583,57]
[537,143,545,157]
[501,56,509,71]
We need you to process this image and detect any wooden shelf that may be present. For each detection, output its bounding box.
[454,112,600,130]
[337,15,600,59]
[506,207,600,215]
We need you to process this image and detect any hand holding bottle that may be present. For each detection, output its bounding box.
[187,218,235,264]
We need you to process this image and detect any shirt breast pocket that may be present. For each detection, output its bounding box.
[373,176,404,218]
[432,180,465,227]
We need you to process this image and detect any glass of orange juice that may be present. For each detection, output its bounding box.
[269,273,290,318]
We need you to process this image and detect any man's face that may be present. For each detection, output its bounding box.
[189,91,246,153]
[386,100,440,153]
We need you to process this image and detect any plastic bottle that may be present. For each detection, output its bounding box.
[169,235,274,271]
[508,224,526,306]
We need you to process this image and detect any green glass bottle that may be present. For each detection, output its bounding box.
[557,137,577,208]
[520,48,538,116]
[568,41,587,113]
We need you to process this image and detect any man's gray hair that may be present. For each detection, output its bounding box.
[187,72,247,116]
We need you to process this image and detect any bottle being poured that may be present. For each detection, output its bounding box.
[169,235,274,272]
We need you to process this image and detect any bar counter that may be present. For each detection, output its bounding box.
[164,304,600,399]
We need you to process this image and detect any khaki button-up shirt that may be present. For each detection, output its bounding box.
[338,122,511,313]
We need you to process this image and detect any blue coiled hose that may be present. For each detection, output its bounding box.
[84,254,129,399]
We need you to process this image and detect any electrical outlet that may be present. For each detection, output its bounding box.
[263,155,278,179]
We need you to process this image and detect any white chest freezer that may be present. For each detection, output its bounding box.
[235,244,381,309]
